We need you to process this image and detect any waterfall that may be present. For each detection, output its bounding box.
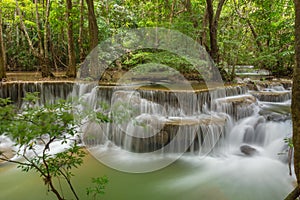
[0,81,292,158]
[0,81,74,106]
[0,80,293,199]
[76,82,291,161]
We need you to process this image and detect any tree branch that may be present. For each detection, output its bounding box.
[58,168,80,200]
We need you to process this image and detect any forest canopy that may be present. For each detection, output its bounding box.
[0,0,295,79]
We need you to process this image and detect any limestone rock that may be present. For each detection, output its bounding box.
[240,145,258,156]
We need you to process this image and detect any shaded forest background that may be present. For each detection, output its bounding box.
[0,0,295,80]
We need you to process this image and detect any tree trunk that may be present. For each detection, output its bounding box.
[42,0,53,78]
[66,0,76,77]
[86,0,98,50]
[35,0,44,57]
[78,0,85,62]
[15,0,39,58]
[15,0,53,77]
[201,9,208,49]
[84,0,99,79]
[293,0,300,187]
[206,0,217,63]
[285,1,300,199]
[169,0,176,24]
[206,0,226,64]
[0,7,6,81]
[293,0,300,190]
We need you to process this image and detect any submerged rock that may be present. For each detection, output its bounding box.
[240,145,258,156]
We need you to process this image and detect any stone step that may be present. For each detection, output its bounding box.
[212,95,257,120]
[83,115,228,153]
[250,91,291,102]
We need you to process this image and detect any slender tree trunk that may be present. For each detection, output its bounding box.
[169,0,176,24]
[66,0,76,77]
[285,1,300,199]
[85,0,99,79]
[15,0,53,77]
[201,10,208,49]
[206,0,218,63]
[206,0,226,64]
[86,0,98,50]
[15,0,39,57]
[78,0,85,62]
[0,7,6,80]
[48,177,64,200]
[42,0,53,77]
[15,11,19,48]
[35,0,44,57]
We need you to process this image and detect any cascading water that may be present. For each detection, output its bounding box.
[79,83,288,157]
[73,82,292,166]
[0,81,295,200]
[0,81,74,106]
[74,81,294,199]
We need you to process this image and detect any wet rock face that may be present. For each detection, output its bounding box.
[108,115,227,153]
[246,80,292,91]
[212,95,257,120]
[259,111,291,122]
[0,136,16,163]
[240,145,258,156]
[250,91,291,102]
[258,101,291,122]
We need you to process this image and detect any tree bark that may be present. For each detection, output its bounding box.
[84,0,99,79]
[284,1,300,199]
[293,0,300,190]
[66,0,76,77]
[0,7,6,80]
[78,0,85,62]
[206,0,226,64]
[35,0,44,57]
[201,9,208,49]
[86,0,98,50]
[42,0,53,77]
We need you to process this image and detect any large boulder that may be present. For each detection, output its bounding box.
[240,145,258,156]
[0,136,16,163]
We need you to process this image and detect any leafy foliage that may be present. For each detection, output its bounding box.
[86,176,109,200]
[0,0,295,77]
[0,93,108,200]
[113,49,206,81]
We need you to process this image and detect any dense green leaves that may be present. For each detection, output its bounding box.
[0,0,295,77]
[0,93,109,200]
[86,176,109,199]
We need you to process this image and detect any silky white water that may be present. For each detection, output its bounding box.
[0,82,295,200]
